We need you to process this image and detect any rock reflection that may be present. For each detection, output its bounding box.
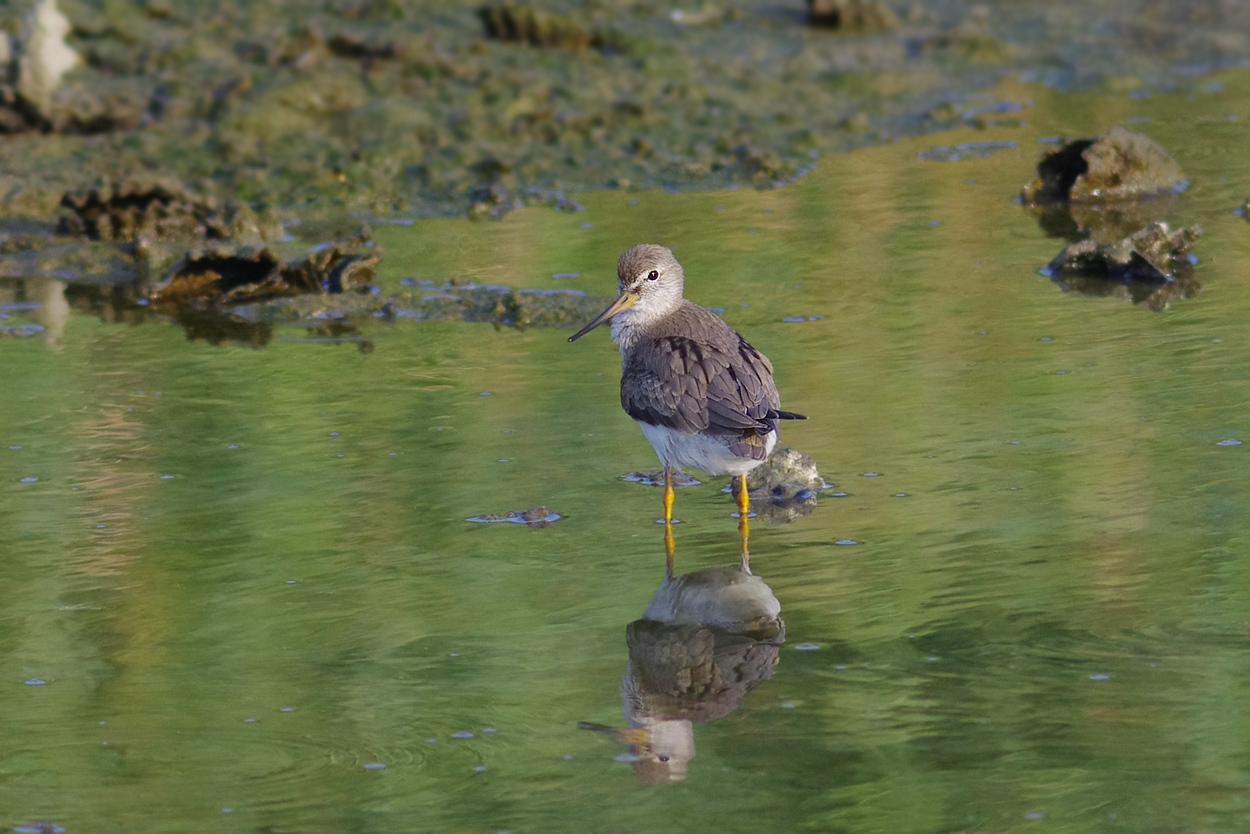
[1024,193,1179,244]
[582,559,784,784]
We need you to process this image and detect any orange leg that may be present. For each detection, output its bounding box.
[737,473,751,574]
[663,467,676,578]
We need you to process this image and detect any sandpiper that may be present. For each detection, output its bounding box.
[569,244,805,555]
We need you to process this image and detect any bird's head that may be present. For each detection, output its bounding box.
[568,244,685,342]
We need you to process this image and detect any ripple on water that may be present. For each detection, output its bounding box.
[204,717,428,809]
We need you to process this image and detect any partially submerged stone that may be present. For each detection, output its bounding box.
[1022,128,1185,204]
[807,0,899,32]
[623,470,702,488]
[150,229,381,305]
[1046,222,1200,283]
[58,178,278,242]
[731,448,825,525]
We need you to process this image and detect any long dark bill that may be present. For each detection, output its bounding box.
[567,292,637,342]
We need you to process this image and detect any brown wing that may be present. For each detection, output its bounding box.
[621,334,782,456]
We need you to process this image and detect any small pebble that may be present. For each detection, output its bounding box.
[24,678,47,686]
[363,762,387,770]
[328,431,340,437]
[578,222,593,229]
[227,444,239,450]
[9,445,21,450]
[20,476,37,483]
[795,643,821,651]
[861,472,879,477]
[1217,439,1242,446]
[1024,811,1043,821]
[473,765,488,773]
[780,702,796,709]
[159,474,175,480]
[481,726,498,734]
[479,391,492,397]
[280,707,294,713]
[451,730,475,739]
[835,539,858,546]
[1090,673,1110,681]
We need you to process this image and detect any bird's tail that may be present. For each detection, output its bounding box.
[767,409,807,421]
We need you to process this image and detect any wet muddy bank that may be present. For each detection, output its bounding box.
[2,0,1250,222]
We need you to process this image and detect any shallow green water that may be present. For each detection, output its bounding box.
[4,75,1250,833]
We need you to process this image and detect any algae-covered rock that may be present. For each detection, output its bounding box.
[731,448,824,525]
[151,228,381,305]
[58,177,279,242]
[1022,128,1185,204]
[1046,221,1200,283]
[807,0,899,32]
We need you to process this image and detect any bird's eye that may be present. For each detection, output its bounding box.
[647,270,659,281]
[658,755,670,762]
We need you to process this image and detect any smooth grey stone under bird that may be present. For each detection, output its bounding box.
[568,244,805,552]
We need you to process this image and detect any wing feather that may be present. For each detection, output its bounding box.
[621,333,783,442]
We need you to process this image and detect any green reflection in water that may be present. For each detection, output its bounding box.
[4,74,1250,833]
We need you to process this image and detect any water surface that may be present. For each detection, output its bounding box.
[3,75,1250,833]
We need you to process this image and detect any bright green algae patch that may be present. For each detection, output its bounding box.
[2,74,1250,832]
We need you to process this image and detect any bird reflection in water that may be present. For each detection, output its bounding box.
[580,532,785,783]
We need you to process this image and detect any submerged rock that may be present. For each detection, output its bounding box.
[731,448,824,525]
[1045,222,1202,311]
[58,178,278,242]
[466,506,561,528]
[1022,128,1186,204]
[807,0,899,32]
[150,229,380,305]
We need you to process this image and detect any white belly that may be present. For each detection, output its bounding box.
[638,422,776,476]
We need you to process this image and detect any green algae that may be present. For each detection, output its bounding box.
[1,0,1249,220]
